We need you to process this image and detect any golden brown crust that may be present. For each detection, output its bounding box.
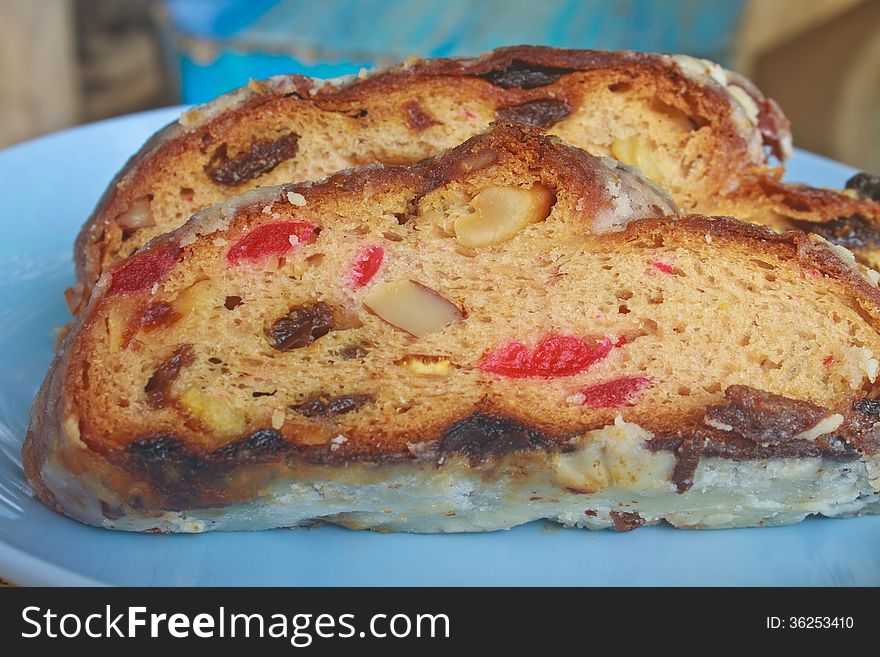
[69,45,813,313]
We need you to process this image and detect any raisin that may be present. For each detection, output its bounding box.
[109,245,181,295]
[496,99,571,128]
[144,344,195,408]
[204,133,299,186]
[437,412,548,464]
[128,435,188,462]
[480,61,572,89]
[480,335,613,379]
[845,172,880,201]
[212,429,288,460]
[350,245,384,288]
[790,215,880,250]
[227,221,317,265]
[292,393,375,418]
[579,377,653,408]
[705,385,827,446]
[265,302,335,350]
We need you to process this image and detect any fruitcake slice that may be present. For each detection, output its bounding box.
[67,45,880,314]
[27,123,880,533]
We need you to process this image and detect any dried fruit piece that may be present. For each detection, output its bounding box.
[139,301,179,332]
[651,260,674,274]
[179,387,246,435]
[481,62,571,89]
[204,133,299,186]
[454,185,554,248]
[266,302,335,350]
[610,136,663,182]
[845,172,880,201]
[292,393,375,418]
[109,245,181,295]
[579,376,653,408]
[364,280,462,337]
[145,344,195,408]
[394,354,454,376]
[497,99,571,128]
[480,335,613,379]
[227,221,317,266]
[171,279,217,316]
[350,245,385,288]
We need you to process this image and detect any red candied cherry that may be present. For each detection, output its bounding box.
[109,245,181,295]
[350,245,385,288]
[226,221,317,266]
[480,334,614,379]
[578,376,653,408]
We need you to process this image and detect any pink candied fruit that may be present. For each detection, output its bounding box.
[579,376,653,408]
[651,260,675,274]
[822,355,835,367]
[109,245,181,295]
[350,245,385,288]
[480,335,614,379]
[226,221,317,266]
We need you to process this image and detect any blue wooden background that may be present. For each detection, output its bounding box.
[163,0,746,103]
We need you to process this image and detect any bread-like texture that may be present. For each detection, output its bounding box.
[25,123,880,532]
[66,45,880,314]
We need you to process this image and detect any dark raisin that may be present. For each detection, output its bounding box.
[437,412,548,465]
[790,215,880,250]
[224,295,243,310]
[204,132,299,186]
[496,99,572,128]
[845,172,880,201]
[853,398,880,417]
[128,435,188,462]
[265,302,335,350]
[212,429,288,460]
[480,61,572,89]
[338,342,370,360]
[252,390,276,398]
[292,393,375,418]
[144,344,195,408]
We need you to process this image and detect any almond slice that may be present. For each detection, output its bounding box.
[364,280,462,337]
[454,184,553,248]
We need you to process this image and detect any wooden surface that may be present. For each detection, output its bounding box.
[0,0,79,148]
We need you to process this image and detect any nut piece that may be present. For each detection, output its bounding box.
[454,185,553,248]
[364,280,462,337]
[117,198,155,230]
[179,387,247,436]
[394,354,454,376]
[610,136,663,183]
